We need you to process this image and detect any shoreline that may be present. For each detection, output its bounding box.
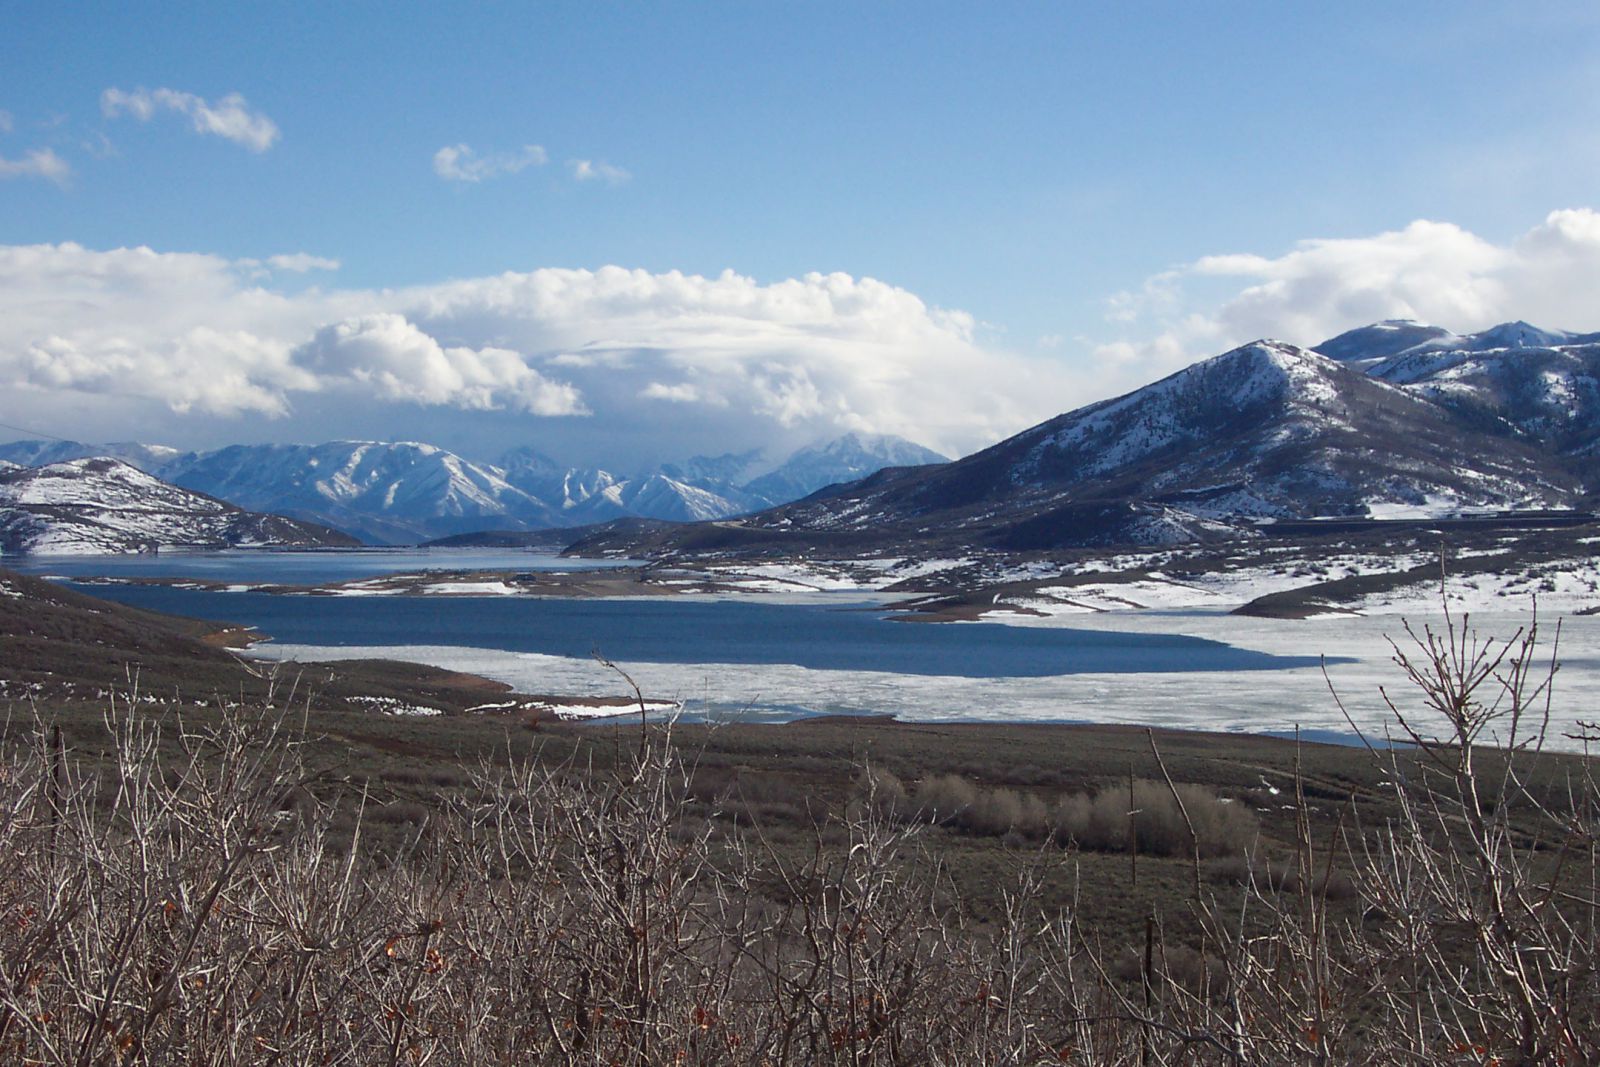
[246,606,1598,753]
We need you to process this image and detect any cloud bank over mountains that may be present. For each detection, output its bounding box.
[1099,208,1600,382]
[0,244,1052,463]
[5,209,1600,467]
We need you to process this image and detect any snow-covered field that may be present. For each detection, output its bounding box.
[983,553,1600,619]
[1349,562,1600,614]
[259,547,1600,628]
[257,604,1600,751]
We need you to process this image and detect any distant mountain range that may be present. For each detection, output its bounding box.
[13,319,1599,556]
[0,458,357,555]
[0,433,950,546]
[579,319,1600,555]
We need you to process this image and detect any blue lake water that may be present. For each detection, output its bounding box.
[65,581,1336,680]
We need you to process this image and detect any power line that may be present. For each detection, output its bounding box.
[0,419,77,445]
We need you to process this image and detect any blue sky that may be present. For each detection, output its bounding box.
[4,3,1600,468]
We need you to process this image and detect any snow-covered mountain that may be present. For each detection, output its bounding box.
[0,433,952,544]
[496,446,619,512]
[0,458,356,555]
[162,442,557,545]
[1404,320,1600,355]
[564,473,746,524]
[0,439,190,473]
[496,447,752,524]
[1306,318,1600,462]
[741,433,949,507]
[10,321,1599,554]
[725,335,1583,550]
[1317,320,1600,363]
[494,434,949,530]
[1312,319,1454,365]
[655,450,767,501]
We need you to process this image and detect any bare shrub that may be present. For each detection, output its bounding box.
[1208,852,1358,901]
[1054,778,1256,857]
[849,763,908,823]
[0,594,1590,1063]
[912,775,1050,839]
[913,772,976,824]
[958,785,1043,839]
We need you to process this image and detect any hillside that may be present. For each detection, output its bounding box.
[686,340,1573,552]
[564,322,1600,557]
[0,458,358,555]
[2,565,1591,1064]
[0,567,578,715]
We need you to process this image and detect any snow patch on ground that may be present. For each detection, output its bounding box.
[421,580,523,596]
[1366,495,1461,520]
[990,552,1437,616]
[706,557,975,592]
[533,700,682,721]
[347,695,442,717]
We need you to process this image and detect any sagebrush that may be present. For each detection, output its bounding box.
[0,605,1594,1064]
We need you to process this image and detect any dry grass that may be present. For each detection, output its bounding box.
[0,604,1593,1063]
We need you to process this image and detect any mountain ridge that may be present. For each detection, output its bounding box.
[596,323,1598,555]
[10,318,1597,554]
[0,433,952,545]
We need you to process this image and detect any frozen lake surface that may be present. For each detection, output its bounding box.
[253,610,1595,748]
[68,583,1329,680]
[31,550,1596,749]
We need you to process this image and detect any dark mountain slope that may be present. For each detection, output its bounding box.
[1369,342,1600,460]
[734,341,1572,549]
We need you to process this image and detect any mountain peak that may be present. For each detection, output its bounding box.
[791,431,949,465]
[1167,340,1344,408]
[740,432,949,506]
[1468,321,1568,351]
[1313,320,1453,362]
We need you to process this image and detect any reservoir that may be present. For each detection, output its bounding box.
[28,550,1588,746]
[61,580,1327,680]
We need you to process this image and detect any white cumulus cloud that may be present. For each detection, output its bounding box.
[0,147,70,185]
[101,87,279,152]
[1097,209,1600,387]
[297,313,587,415]
[392,265,1056,455]
[16,214,1600,465]
[433,143,547,182]
[0,244,320,418]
